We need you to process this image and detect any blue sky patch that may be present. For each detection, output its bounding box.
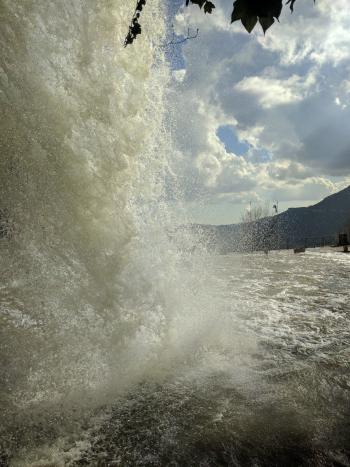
[216,125,249,156]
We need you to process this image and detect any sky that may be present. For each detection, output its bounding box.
[166,0,350,225]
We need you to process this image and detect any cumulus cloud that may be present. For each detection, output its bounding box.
[267,161,313,181]
[173,68,186,82]
[259,0,350,66]
[235,73,316,109]
[168,0,350,222]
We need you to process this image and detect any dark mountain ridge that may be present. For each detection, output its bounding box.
[191,186,350,253]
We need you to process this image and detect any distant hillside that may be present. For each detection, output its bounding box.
[276,185,350,247]
[190,186,350,253]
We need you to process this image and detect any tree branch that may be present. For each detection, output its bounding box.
[161,27,199,48]
[124,0,315,47]
[124,0,147,47]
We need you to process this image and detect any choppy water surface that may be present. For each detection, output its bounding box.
[69,249,350,467]
[6,249,350,466]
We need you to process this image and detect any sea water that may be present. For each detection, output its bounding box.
[70,249,350,466]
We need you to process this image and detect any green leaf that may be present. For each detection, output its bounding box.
[231,0,283,33]
[189,0,206,8]
[286,0,296,12]
[241,15,258,33]
[262,0,282,19]
[259,16,275,33]
[204,1,215,14]
[135,0,146,12]
[231,0,249,23]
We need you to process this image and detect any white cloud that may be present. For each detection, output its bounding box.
[335,79,350,108]
[258,0,350,66]
[267,161,313,181]
[168,0,350,222]
[235,73,316,109]
[264,177,336,203]
[173,68,186,82]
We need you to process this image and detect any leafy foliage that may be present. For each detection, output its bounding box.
[231,0,283,34]
[124,0,315,46]
[186,0,216,14]
[124,0,147,47]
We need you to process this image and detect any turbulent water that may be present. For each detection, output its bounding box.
[1,1,350,466]
[69,249,350,467]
